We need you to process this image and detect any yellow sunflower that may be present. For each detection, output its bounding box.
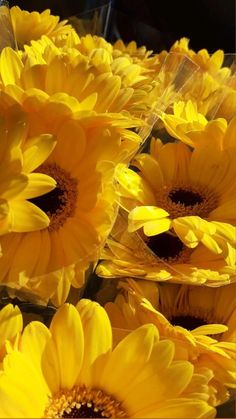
[0,101,141,305]
[0,304,22,362]
[105,279,236,406]
[115,137,236,265]
[0,301,215,418]
[161,100,236,148]
[8,6,73,49]
[96,214,235,286]
[0,105,56,235]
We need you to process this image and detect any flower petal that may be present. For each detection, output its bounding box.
[22,134,56,173]
[76,299,112,387]
[42,304,84,392]
[9,200,50,232]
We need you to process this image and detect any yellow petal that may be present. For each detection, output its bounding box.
[0,351,48,418]
[0,304,22,350]
[0,47,23,85]
[115,164,156,207]
[19,173,56,199]
[133,154,164,191]
[134,399,216,418]
[9,200,50,232]
[76,299,112,387]
[42,304,84,392]
[0,174,27,200]
[20,321,51,372]
[143,219,172,236]
[22,134,56,173]
[192,324,228,335]
[99,324,159,397]
[128,206,170,234]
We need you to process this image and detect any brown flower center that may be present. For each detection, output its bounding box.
[169,189,203,206]
[29,163,78,231]
[45,386,127,418]
[156,182,218,218]
[147,232,191,263]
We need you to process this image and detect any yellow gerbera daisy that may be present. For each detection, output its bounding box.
[115,137,236,263]
[0,304,22,362]
[170,38,226,76]
[8,6,73,49]
[113,40,153,61]
[0,102,141,305]
[161,100,236,148]
[0,106,56,235]
[163,39,234,118]
[0,42,153,119]
[105,279,236,406]
[0,41,151,126]
[96,215,235,286]
[202,77,236,122]
[0,301,216,418]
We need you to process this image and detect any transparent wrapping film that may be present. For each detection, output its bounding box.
[68,1,112,37]
[0,0,17,50]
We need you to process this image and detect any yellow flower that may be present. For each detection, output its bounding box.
[9,6,73,49]
[113,39,153,61]
[115,137,236,263]
[161,100,236,148]
[203,78,236,122]
[105,279,236,406]
[0,90,143,306]
[0,301,215,418]
[170,38,225,75]
[0,106,56,235]
[0,304,22,362]
[0,42,153,119]
[164,39,234,118]
[96,215,235,286]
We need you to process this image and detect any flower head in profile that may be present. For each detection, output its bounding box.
[0,300,215,418]
[8,6,73,49]
[105,279,236,406]
[96,214,235,286]
[170,38,226,76]
[161,101,236,148]
[0,40,154,119]
[161,38,235,118]
[115,136,236,266]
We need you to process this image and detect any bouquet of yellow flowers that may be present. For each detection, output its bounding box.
[0,3,235,418]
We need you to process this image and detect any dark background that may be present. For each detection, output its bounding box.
[10,0,235,53]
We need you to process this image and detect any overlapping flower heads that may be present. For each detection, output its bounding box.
[104,279,236,406]
[0,301,216,418]
[0,3,235,418]
[0,4,152,306]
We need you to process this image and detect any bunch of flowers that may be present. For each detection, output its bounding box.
[0,4,235,418]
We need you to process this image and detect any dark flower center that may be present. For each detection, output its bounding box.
[29,163,78,231]
[30,187,64,215]
[171,315,208,330]
[62,402,107,418]
[148,232,184,261]
[169,189,203,206]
